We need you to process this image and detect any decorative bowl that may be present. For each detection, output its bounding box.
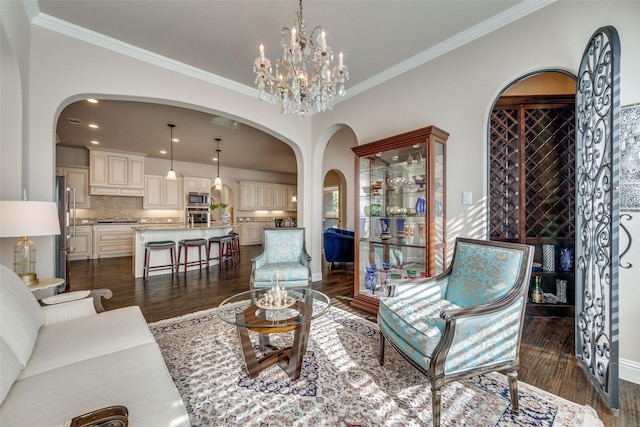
[371,181,383,195]
[364,204,382,217]
[386,176,406,192]
[362,186,371,195]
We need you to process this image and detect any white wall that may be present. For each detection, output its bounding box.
[312,1,640,381]
[2,1,639,381]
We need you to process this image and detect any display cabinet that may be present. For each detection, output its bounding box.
[351,126,449,314]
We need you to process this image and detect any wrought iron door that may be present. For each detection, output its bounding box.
[575,26,620,409]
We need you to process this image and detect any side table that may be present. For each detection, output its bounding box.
[28,277,66,299]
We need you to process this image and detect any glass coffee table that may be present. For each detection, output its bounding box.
[218,287,331,380]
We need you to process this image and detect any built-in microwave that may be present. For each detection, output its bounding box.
[186,191,210,208]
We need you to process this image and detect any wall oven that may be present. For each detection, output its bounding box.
[186,191,210,208]
[185,207,210,225]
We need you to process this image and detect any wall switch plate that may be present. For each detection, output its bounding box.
[462,192,473,205]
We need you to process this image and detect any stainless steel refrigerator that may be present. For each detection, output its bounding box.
[55,175,76,289]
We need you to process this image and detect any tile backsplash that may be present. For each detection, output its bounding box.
[75,195,182,222]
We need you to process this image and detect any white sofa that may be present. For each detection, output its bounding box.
[0,265,190,426]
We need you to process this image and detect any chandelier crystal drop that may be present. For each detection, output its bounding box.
[253,0,349,117]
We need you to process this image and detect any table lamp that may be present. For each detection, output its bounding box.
[0,200,61,285]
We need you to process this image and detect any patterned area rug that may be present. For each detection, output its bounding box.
[149,306,603,426]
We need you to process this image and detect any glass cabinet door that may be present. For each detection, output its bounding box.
[352,126,449,314]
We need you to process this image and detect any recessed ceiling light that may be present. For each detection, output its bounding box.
[88,123,99,129]
[86,99,98,104]
[90,140,100,145]
[160,150,167,154]
[172,138,179,142]
[213,157,219,162]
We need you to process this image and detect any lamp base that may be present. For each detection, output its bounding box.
[19,273,39,286]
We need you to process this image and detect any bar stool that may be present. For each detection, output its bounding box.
[177,238,209,274]
[208,235,235,267]
[228,232,241,262]
[143,240,177,281]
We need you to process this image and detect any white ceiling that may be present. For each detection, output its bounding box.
[40,0,551,174]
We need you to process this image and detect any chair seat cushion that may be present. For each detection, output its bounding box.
[253,262,309,282]
[378,297,460,359]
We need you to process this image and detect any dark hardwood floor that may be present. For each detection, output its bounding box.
[68,246,638,426]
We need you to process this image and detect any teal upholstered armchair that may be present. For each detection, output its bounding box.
[250,228,312,289]
[378,238,534,426]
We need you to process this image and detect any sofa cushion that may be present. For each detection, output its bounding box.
[378,297,460,358]
[253,262,309,282]
[0,337,21,405]
[0,343,190,427]
[19,306,156,379]
[0,265,44,367]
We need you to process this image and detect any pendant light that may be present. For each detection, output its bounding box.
[214,138,222,190]
[166,124,177,180]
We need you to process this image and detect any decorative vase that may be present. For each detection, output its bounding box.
[379,217,391,239]
[394,218,405,238]
[415,197,426,216]
[559,248,573,272]
[435,199,443,217]
[542,244,555,272]
[531,276,544,303]
[221,212,229,225]
[556,279,568,304]
[365,266,377,295]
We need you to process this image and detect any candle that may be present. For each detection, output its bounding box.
[259,44,265,63]
[339,52,344,69]
[321,31,327,50]
[291,27,296,45]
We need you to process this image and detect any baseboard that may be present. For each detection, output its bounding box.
[312,271,322,282]
[619,357,640,385]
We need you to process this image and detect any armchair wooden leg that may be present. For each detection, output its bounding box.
[506,369,520,416]
[432,385,442,426]
[379,332,386,365]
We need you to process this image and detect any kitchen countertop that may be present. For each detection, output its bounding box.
[131,224,231,231]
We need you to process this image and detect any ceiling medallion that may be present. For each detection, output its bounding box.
[253,0,349,117]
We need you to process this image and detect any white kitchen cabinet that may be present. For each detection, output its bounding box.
[239,182,258,210]
[56,166,90,208]
[287,186,297,211]
[93,225,135,258]
[89,149,146,196]
[184,176,212,193]
[272,184,288,210]
[258,184,274,209]
[68,225,92,260]
[241,222,264,245]
[143,174,183,209]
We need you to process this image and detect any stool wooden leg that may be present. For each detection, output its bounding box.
[144,248,150,280]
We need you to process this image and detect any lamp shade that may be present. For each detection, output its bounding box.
[0,201,61,238]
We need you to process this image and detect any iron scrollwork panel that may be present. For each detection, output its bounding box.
[575,26,620,409]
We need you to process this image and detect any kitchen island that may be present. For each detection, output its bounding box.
[132,224,233,278]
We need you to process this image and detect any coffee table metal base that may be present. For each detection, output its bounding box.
[236,301,312,380]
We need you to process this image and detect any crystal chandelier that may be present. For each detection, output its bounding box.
[253,0,349,117]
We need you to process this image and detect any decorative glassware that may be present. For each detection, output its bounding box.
[415,197,426,216]
[365,266,377,295]
[559,247,573,272]
[394,218,405,238]
[556,279,568,303]
[542,244,555,272]
[379,218,391,239]
[531,276,544,303]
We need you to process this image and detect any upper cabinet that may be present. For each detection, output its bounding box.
[184,176,213,194]
[351,125,449,314]
[143,174,183,209]
[88,149,146,196]
[56,166,90,208]
[239,182,259,210]
[239,181,297,211]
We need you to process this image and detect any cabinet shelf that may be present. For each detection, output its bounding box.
[352,125,449,315]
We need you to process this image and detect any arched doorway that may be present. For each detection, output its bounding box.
[487,70,577,317]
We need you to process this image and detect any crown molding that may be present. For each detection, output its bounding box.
[344,0,556,100]
[28,10,257,98]
[25,0,554,107]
